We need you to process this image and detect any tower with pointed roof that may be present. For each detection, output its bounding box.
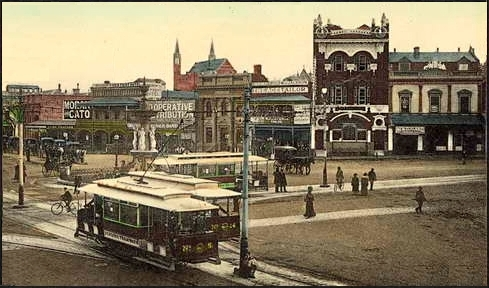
[173,40,237,91]
[173,39,181,90]
[209,40,216,61]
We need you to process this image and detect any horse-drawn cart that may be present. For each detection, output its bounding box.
[273,145,315,175]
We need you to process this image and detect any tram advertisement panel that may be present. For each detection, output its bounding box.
[174,233,218,262]
[208,215,240,240]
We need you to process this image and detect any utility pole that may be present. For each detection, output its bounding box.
[14,91,26,208]
[236,79,252,278]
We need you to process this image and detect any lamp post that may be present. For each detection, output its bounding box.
[319,87,330,188]
[235,81,252,278]
[113,134,119,168]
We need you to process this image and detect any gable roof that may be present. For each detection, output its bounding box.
[389,52,478,63]
[189,58,228,74]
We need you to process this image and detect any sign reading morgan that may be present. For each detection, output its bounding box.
[63,100,91,119]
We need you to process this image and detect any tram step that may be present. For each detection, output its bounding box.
[133,256,176,271]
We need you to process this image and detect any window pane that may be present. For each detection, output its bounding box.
[400,96,410,112]
[357,130,367,140]
[332,130,342,140]
[103,199,119,221]
[460,96,470,113]
[342,125,356,140]
[120,203,137,226]
[206,127,213,143]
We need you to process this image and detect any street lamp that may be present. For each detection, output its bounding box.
[319,87,330,188]
[113,134,120,168]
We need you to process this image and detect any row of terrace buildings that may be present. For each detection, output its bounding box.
[3,13,486,157]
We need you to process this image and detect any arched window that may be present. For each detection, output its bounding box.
[355,53,370,71]
[333,54,344,71]
[428,89,442,113]
[457,89,472,113]
[398,90,413,113]
[205,101,212,117]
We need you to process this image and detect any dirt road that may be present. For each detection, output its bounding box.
[2,152,487,286]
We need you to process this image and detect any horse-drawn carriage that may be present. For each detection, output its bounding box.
[273,145,315,175]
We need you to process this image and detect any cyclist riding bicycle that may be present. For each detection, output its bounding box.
[60,187,73,211]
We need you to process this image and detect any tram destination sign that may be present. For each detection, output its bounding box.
[395,126,425,135]
[63,100,91,120]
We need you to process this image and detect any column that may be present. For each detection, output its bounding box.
[447,84,452,112]
[367,130,371,142]
[417,134,424,151]
[447,131,453,151]
[388,127,393,151]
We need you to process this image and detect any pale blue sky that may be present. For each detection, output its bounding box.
[2,2,487,92]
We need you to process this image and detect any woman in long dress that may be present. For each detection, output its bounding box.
[304,186,316,218]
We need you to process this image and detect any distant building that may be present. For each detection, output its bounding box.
[173,40,237,91]
[312,14,390,155]
[388,46,486,155]
[90,78,165,100]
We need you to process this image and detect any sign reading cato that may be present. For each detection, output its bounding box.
[63,100,91,119]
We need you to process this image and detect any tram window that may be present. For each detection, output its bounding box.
[104,199,119,221]
[120,203,137,226]
[218,164,234,175]
[139,205,149,227]
[199,165,216,176]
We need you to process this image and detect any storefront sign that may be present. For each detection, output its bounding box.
[147,100,195,125]
[252,86,308,94]
[395,126,425,135]
[63,100,91,119]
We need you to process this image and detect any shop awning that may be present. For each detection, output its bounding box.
[391,113,486,126]
[25,120,76,129]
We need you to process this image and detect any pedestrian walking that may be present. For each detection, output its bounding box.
[360,173,369,196]
[414,186,427,214]
[368,168,377,191]
[303,186,316,218]
[279,168,287,192]
[351,173,360,193]
[336,166,345,191]
[461,150,467,165]
[273,167,280,193]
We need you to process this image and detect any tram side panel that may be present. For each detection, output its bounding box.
[75,196,220,267]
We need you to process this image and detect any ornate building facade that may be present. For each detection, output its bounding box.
[388,46,486,155]
[312,14,390,155]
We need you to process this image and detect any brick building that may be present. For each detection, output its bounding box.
[312,14,390,155]
[173,40,237,91]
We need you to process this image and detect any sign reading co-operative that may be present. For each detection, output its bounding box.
[63,100,91,119]
[147,100,195,128]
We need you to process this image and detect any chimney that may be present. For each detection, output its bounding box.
[413,46,420,58]
[436,47,439,53]
[393,48,396,52]
[254,64,262,75]
[58,83,61,91]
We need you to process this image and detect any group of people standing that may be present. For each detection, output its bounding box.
[349,168,376,195]
[273,167,288,193]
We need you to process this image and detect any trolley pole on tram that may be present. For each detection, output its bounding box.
[237,81,252,278]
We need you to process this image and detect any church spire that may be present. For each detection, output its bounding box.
[173,39,181,66]
[209,39,216,61]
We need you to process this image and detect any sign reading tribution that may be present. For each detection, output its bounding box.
[63,100,91,119]
[395,126,425,135]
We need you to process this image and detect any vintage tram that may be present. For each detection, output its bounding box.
[75,171,223,270]
[128,171,242,241]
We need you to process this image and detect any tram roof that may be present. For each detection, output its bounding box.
[79,176,219,212]
[128,171,241,199]
[153,152,268,166]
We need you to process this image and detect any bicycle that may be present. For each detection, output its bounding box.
[51,201,77,216]
[334,179,344,192]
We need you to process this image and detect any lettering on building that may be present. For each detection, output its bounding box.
[63,100,91,119]
[252,86,308,94]
[395,126,425,135]
[147,100,195,128]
